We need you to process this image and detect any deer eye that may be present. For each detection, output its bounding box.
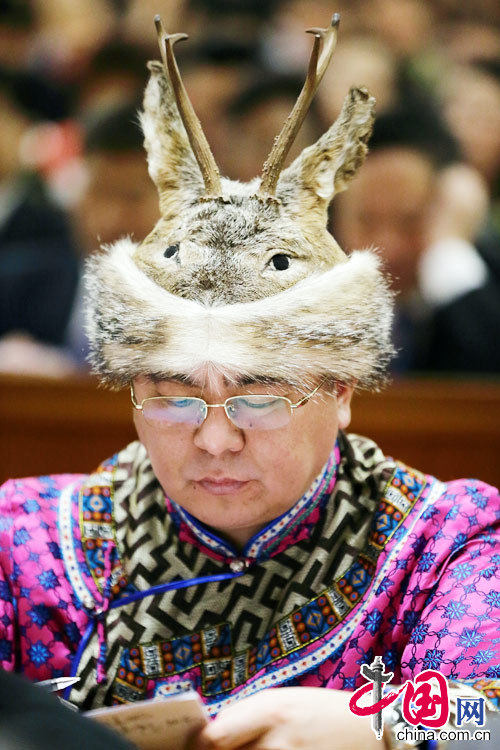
[164,244,179,258]
[270,254,290,270]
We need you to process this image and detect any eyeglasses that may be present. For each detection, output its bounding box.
[130,380,325,431]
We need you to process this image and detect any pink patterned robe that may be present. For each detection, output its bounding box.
[0,433,499,712]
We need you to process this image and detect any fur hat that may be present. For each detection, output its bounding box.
[85,16,394,390]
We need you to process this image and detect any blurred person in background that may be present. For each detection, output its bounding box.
[0,0,75,120]
[27,0,117,82]
[334,97,500,374]
[65,101,160,366]
[347,0,437,60]
[439,59,500,239]
[75,39,149,126]
[0,65,79,372]
[179,38,260,178]
[264,0,366,72]
[315,35,399,123]
[37,36,153,209]
[0,100,159,374]
[432,1,500,63]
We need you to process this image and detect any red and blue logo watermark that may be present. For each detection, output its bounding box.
[349,656,488,745]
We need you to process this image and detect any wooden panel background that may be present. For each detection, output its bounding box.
[1,374,499,487]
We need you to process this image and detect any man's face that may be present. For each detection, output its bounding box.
[335,147,435,294]
[132,373,353,549]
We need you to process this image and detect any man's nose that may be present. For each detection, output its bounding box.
[192,406,245,455]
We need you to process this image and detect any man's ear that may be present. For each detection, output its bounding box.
[336,383,355,430]
[276,87,375,225]
[140,62,204,220]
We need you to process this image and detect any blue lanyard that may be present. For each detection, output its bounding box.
[64,569,246,700]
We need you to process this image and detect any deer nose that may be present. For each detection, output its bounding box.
[193,405,245,455]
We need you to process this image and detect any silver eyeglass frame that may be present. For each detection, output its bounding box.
[129,380,325,429]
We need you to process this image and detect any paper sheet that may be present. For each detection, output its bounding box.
[87,690,208,750]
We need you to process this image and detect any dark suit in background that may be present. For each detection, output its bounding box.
[0,174,79,345]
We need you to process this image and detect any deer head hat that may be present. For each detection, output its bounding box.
[85,15,394,391]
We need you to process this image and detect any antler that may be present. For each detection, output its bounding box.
[154,15,222,199]
[258,14,340,199]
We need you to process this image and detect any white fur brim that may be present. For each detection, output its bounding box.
[85,238,394,389]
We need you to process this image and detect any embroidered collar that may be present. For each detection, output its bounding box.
[165,442,340,563]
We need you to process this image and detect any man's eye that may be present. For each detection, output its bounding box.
[168,398,192,408]
[239,398,276,410]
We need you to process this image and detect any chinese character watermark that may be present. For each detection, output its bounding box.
[456,696,486,728]
[349,657,448,740]
[357,656,394,739]
[348,657,487,742]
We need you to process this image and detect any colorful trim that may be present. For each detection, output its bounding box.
[78,457,130,600]
[58,480,95,610]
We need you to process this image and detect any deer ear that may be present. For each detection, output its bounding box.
[140,61,204,219]
[276,87,375,221]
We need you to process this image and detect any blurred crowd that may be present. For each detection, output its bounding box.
[1,0,500,377]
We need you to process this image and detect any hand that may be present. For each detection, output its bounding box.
[191,687,378,750]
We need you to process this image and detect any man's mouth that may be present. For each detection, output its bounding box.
[195,477,251,495]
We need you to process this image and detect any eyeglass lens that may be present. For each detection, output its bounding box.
[143,397,206,427]
[141,395,292,430]
[225,396,291,429]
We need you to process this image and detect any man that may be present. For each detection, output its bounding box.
[334,97,500,374]
[0,99,159,375]
[65,101,160,366]
[0,65,79,348]
[0,16,499,750]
